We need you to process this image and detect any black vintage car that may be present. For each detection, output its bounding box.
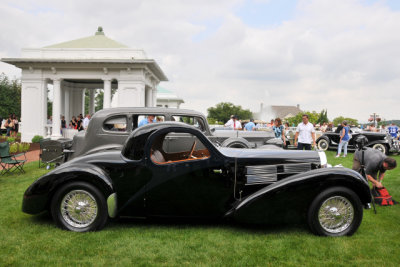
[23,123,371,236]
[317,128,392,154]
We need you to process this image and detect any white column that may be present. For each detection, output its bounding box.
[89,89,95,114]
[42,79,48,128]
[103,79,111,109]
[60,82,65,118]
[82,89,86,115]
[51,78,62,138]
[64,86,70,122]
[145,87,153,107]
[152,87,157,107]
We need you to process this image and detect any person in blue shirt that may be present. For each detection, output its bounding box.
[272,118,286,146]
[387,123,399,139]
[138,115,155,127]
[337,121,350,157]
[244,119,256,131]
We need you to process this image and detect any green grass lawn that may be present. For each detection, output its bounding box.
[1,151,400,266]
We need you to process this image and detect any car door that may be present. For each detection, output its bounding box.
[144,128,233,218]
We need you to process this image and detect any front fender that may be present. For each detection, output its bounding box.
[230,167,371,224]
[366,140,389,146]
[22,163,114,214]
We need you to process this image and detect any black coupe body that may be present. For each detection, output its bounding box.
[317,129,392,154]
[23,123,371,236]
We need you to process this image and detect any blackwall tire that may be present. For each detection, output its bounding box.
[317,139,329,151]
[307,186,363,237]
[372,143,387,155]
[51,181,108,232]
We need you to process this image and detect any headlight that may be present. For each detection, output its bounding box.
[318,151,329,168]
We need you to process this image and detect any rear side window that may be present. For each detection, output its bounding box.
[172,116,205,131]
[103,116,127,132]
[133,115,165,130]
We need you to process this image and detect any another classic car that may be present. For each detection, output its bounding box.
[316,129,393,154]
[23,123,371,236]
[57,107,277,162]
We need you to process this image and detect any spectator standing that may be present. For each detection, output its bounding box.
[76,115,84,131]
[61,116,67,129]
[388,123,399,139]
[5,114,12,137]
[336,121,350,157]
[83,114,91,130]
[224,115,242,130]
[70,116,77,129]
[273,118,286,145]
[244,119,256,131]
[138,115,155,127]
[12,115,19,137]
[352,147,397,189]
[294,114,316,150]
[320,122,328,132]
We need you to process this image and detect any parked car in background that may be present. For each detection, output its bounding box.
[47,107,278,163]
[316,129,394,154]
[23,122,371,236]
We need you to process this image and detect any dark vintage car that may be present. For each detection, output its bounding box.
[316,128,393,154]
[23,123,371,236]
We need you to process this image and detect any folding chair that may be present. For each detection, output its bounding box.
[0,142,26,175]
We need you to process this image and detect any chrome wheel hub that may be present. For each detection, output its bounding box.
[60,190,98,228]
[318,196,354,234]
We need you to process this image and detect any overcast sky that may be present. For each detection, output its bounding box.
[1,0,400,122]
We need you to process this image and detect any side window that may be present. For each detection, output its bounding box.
[150,132,210,164]
[172,116,205,131]
[103,116,127,132]
[133,115,165,130]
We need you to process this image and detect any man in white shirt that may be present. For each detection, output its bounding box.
[224,115,242,130]
[83,114,91,130]
[294,114,316,150]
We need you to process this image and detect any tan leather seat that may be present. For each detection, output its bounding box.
[151,150,166,163]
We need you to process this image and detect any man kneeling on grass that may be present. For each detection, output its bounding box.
[352,147,397,189]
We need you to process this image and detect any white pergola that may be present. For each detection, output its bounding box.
[1,27,168,142]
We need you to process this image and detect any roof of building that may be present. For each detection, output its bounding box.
[156,86,184,103]
[44,27,128,49]
[270,105,302,119]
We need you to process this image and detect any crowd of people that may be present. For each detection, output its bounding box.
[46,113,92,133]
[0,114,20,137]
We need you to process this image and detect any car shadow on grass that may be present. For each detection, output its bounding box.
[109,217,309,235]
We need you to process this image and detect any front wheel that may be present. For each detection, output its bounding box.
[317,139,329,151]
[307,187,363,236]
[372,143,387,155]
[51,181,108,232]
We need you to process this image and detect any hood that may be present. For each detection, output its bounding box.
[218,147,320,164]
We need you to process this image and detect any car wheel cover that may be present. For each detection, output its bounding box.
[318,140,328,150]
[373,144,385,153]
[60,190,98,228]
[318,196,354,234]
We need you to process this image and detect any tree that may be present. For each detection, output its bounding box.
[94,89,117,112]
[0,73,21,118]
[332,116,358,126]
[286,110,320,126]
[207,102,253,123]
[317,109,329,124]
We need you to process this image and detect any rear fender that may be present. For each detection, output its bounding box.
[230,168,371,224]
[22,163,114,214]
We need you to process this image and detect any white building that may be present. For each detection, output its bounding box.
[156,86,184,108]
[1,27,168,142]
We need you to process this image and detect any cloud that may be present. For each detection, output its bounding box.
[1,0,400,122]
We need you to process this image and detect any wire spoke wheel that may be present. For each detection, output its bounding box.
[318,196,354,234]
[60,190,98,228]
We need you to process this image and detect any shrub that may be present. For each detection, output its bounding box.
[17,132,21,137]
[7,137,16,143]
[19,142,30,152]
[32,135,43,143]
[9,143,18,154]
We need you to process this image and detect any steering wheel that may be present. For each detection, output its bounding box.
[188,140,197,159]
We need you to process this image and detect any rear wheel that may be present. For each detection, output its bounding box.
[317,139,329,151]
[307,186,363,236]
[51,181,108,232]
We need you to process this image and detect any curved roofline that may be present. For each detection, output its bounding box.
[94,107,205,117]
